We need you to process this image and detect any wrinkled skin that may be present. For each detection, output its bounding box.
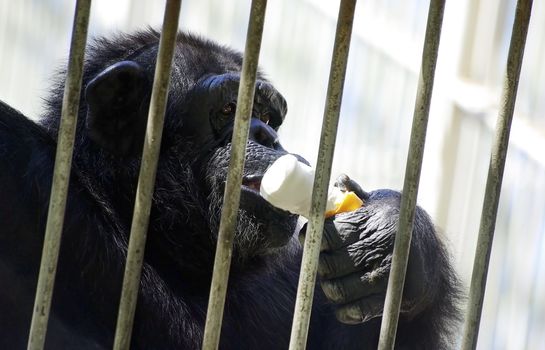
[0,30,460,350]
[306,176,455,328]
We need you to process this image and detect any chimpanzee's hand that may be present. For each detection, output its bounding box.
[300,175,432,325]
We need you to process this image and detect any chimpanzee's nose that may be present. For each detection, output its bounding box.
[248,118,285,151]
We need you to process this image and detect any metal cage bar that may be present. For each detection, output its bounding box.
[112,1,182,349]
[288,1,356,349]
[377,0,446,349]
[26,1,92,349]
[201,0,267,348]
[461,1,533,349]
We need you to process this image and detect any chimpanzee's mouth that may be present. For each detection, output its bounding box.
[240,174,291,218]
[238,174,298,249]
[241,175,263,194]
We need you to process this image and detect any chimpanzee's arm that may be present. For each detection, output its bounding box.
[0,101,203,349]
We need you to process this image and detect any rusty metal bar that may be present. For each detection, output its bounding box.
[377,0,446,349]
[288,1,356,349]
[112,1,181,349]
[26,1,91,349]
[461,1,533,349]
[201,0,267,349]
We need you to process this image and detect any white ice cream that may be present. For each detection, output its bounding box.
[259,154,345,218]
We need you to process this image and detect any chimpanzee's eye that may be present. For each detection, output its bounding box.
[221,102,236,116]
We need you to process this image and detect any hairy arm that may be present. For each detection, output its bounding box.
[0,102,203,349]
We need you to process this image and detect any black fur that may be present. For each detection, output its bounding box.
[0,30,461,349]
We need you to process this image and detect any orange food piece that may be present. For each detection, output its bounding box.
[324,191,364,218]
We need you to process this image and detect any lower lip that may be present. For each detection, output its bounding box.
[240,184,297,218]
[242,184,261,195]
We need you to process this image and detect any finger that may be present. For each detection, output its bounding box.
[319,243,390,279]
[334,174,369,201]
[300,208,373,253]
[318,248,357,279]
[320,270,388,304]
[334,174,352,192]
[321,213,367,252]
[334,295,385,325]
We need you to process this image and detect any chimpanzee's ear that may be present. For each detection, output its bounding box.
[85,61,150,156]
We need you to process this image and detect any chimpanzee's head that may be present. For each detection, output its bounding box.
[43,30,303,275]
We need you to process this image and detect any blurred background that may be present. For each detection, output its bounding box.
[1,0,544,348]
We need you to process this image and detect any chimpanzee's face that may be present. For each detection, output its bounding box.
[184,73,299,257]
[83,32,301,266]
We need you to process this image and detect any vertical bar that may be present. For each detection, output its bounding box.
[27,1,91,349]
[288,1,356,349]
[461,1,533,349]
[112,1,181,349]
[377,0,445,349]
[201,0,267,349]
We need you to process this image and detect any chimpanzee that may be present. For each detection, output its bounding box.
[0,30,461,349]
